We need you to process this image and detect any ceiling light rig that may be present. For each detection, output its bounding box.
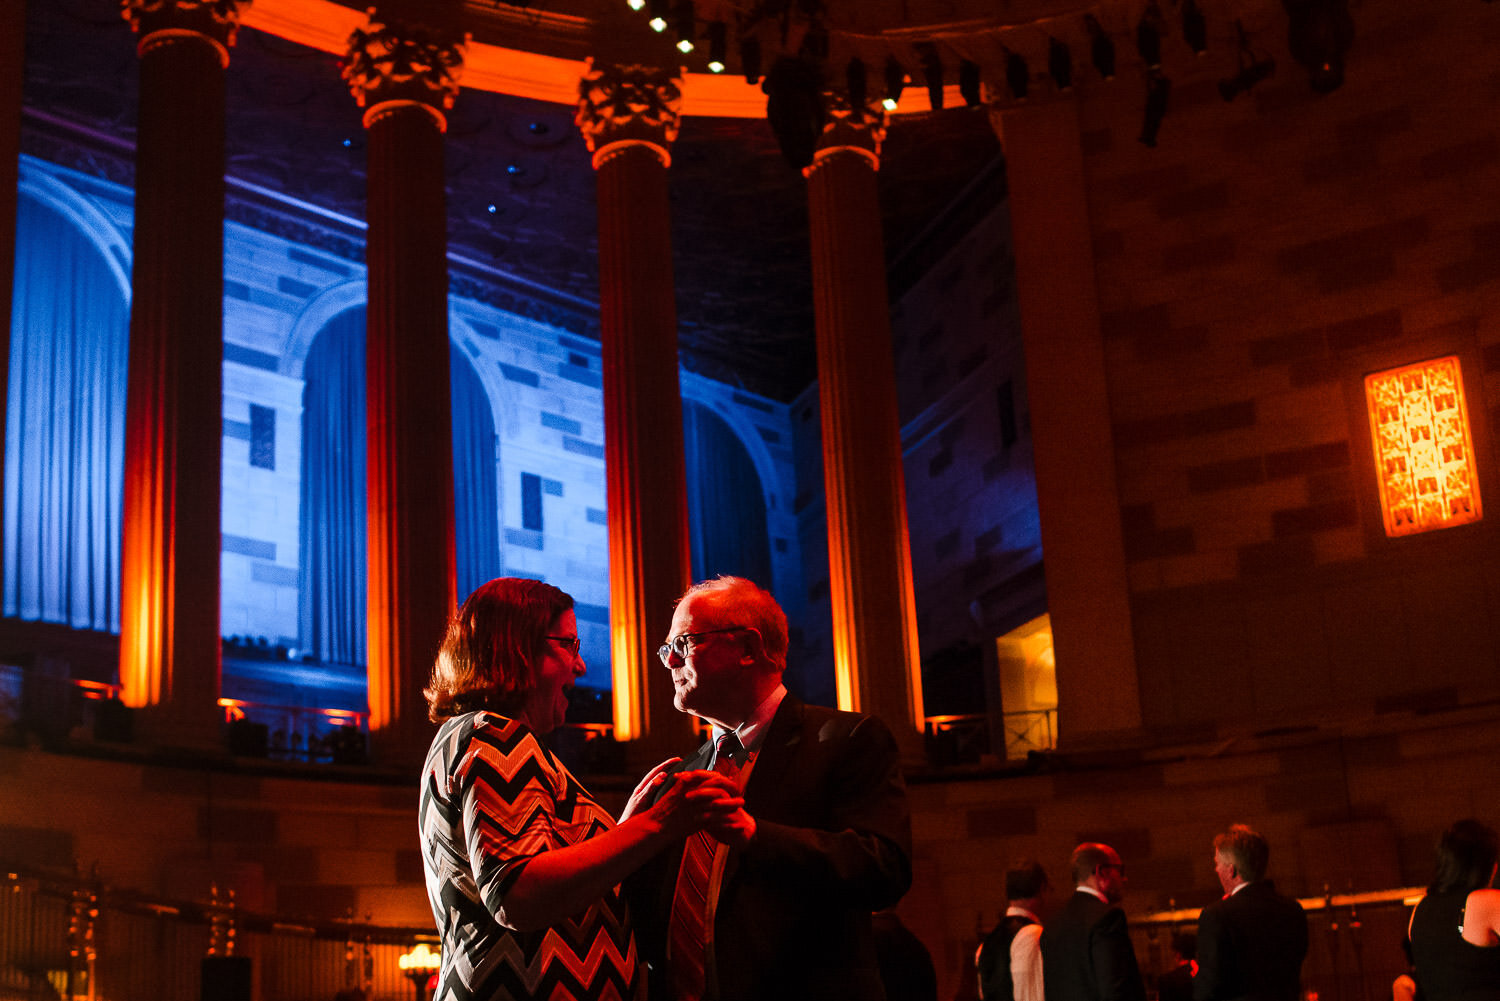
[603,0,1307,154]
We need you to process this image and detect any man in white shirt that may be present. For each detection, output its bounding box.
[977,860,1050,1001]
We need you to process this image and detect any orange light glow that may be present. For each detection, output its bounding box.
[610,619,642,742]
[1365,356,1482,537]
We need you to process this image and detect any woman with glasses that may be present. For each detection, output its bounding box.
[420,577,739,1001]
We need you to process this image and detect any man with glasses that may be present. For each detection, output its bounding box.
[623,575,913,1001]
[1040,843,1145,1001]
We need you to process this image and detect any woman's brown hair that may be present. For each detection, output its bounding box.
[424,577,574,723]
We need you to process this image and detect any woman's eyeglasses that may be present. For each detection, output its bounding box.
[546,635,581,657]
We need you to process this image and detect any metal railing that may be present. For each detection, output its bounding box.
[1,868,436,1001]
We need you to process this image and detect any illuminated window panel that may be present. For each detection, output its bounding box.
[1364,356,1482,537]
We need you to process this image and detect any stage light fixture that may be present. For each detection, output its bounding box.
[648,0,669,21]
[1284,0,1354,93]
[627,0,645,9]
[883,56,906,109]
[649,15,667,31]
[1217,20,1276,100]
[1138,72,1171,147]
[1048,37,1072,91]
[1136,3,1163,69]
[1182,0,1208,54]
[917,43,944,110]
[672,0,695,50]
[958,59,982,107]
[1086,15,1116,80]
[1002,49,1028,101]
[764,56,826,169]
[847,57,868,110]
[741,34,763,84]
[706,20,726,72]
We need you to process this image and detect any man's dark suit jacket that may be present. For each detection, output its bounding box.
[624,693,913,1001]
[1192,880,1308,1001]
[1040,891,1145,1001]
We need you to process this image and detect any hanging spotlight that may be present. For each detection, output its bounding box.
[1217,20,1276,100]
[917,43,944,109]
[1284,0,1354,93]
[1138,72,1171,147]
[647,0,669,32]
[958,59,982,107]
[1002,49,1028,101]
[1136,3,1163,70]
[1048,36,1072,91]
[1182,0,1208,54]
[1086,15,1116,80]
[706,20,726,72]
[627,0,645,10]
[740,33,763,85]
[764,56,826,169]
[672,0,695,51]
[847,57,868,110]
[800,22,829,62]
[883,56,906,109]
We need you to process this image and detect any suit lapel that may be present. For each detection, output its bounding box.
[742,693,804,814]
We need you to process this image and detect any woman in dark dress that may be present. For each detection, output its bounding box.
[1409,819,1500,1001]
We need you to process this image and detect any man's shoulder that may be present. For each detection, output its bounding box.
[783,697,893,739]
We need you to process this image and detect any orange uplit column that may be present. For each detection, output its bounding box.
[118,0,246,749]
[344,8,464,768]
[805,99,924,760]
[993,102,1141,744]
[576,62,695,764]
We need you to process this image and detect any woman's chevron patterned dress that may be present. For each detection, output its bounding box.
[421,712,642,1000]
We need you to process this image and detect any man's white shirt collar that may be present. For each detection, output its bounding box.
[1006,905,1043,923]
[1077,886,1110,904]
[713,683,786,760]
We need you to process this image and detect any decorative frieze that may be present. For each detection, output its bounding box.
[811,87,886,172]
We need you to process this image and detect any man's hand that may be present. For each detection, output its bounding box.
[705,799,757,849]
[647,770,744,840]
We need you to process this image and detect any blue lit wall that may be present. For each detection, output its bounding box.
[5,155,802,706]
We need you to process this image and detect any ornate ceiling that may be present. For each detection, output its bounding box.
[22,0,1012,398]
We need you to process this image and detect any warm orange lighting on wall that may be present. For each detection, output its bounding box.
[1365,356,1482,537]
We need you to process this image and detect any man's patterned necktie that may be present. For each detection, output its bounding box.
[668,731,745,1001]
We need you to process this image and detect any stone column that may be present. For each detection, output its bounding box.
[344,8,464,767]
[804,93,925,760]
[991,102,1141,745]
[118,0,248,749]
[576,62,696,764]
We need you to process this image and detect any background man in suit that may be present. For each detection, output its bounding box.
[624,575,913,1001]
[1040,843,1145,1001]
[977,860,1050,1001]
[1193,824,1308,1001]
[1155,931,1196,1001]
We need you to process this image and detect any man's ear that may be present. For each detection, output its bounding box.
[740,625,766,665]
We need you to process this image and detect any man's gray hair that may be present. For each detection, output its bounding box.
[679,576,789,671]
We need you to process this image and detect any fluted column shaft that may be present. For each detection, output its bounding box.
[993,102,1141,744]
[805,134,924,760]
[578,63,695,763]
[118,5,240,748]
[345,11,465,768]
[363,102,456,766]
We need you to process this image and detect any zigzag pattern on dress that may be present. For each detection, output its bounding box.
[421,711,641,1001]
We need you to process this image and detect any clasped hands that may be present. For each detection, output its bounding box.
[622,758,757,848]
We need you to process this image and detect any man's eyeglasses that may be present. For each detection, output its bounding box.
[656,627,746,667]
[546,635,581,657]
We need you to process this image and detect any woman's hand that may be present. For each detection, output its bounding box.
[618,757,681,823]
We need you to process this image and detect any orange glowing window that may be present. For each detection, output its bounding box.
[1364,356,1482,537]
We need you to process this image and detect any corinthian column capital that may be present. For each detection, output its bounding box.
[343,10,467,130]
[121,0,252,64]
[575,60,683,170]
[809,87,887,175]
